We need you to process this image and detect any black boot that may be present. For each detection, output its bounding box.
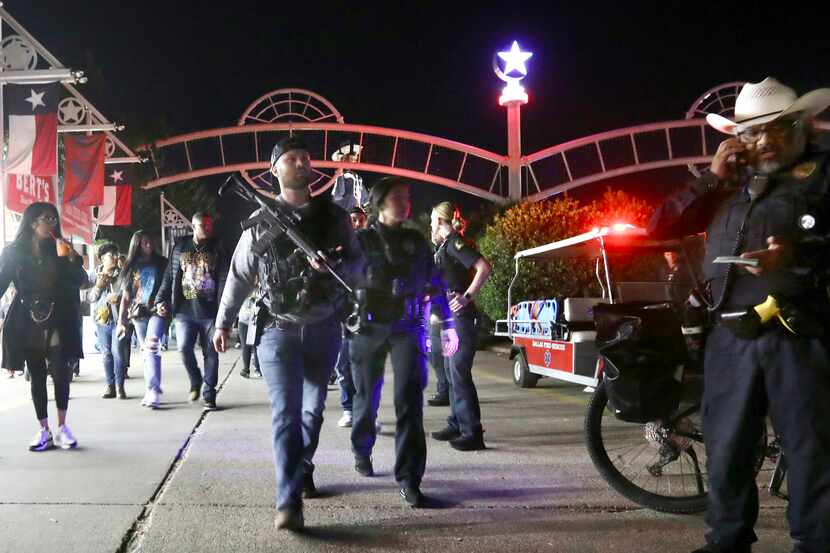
[427,393,449,406]
[431,426,461,441]
[117,384,127,400]
[690,545,752,553]
[302,472,318,499]
[354,455,374,477]
[400,486,425,508]
[102,384,116,399]
[449,432,486,451]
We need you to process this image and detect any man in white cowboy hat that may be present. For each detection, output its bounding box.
[649,77,830,553]
[330,140,369,212]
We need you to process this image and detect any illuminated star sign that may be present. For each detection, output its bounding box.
[25,89,46,110]
[498,41,533,76]
[110,170,124,183]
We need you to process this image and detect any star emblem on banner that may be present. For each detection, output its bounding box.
[58,98,85,125]
[497,41,532,76]
[25,88,46,110]
[110,170,124,183]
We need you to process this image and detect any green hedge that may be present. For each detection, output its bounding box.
[477,189,654,322]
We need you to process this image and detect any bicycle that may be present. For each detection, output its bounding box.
[583,304,788,514]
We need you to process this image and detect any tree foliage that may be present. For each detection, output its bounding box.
[476,189,654,322]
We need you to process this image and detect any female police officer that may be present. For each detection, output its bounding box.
[349,178,459,508]
[428,202,492,451]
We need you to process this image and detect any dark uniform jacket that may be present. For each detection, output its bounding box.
[433,232,482,316]
[355,221,454,330]
[649,138,830,314]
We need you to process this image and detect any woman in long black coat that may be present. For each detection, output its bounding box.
[0,202,88,451]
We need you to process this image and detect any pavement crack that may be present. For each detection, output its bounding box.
[115,357,239,553]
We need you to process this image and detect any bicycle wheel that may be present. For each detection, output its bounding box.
[585,380,711,513]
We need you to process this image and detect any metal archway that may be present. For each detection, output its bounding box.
[143,85,829,203]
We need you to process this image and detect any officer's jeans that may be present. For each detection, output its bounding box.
[257,317,340,511]
[335,325,356,411]
[445,311,483,437]
[429,322,449,397]
[175,314,219,401]
[703,325,830,553]
[350,322,428,489]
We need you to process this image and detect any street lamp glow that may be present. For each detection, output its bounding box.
[499,80,528,105]
[493,40,532,200]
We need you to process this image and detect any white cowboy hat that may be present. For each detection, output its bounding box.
[332,141,363,161]
[706,77,830,135]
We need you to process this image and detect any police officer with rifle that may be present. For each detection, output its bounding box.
[348,177,459,508]
[649,78,830,553]
[212,136,364,532]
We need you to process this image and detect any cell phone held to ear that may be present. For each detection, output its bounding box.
[723,150,750,187]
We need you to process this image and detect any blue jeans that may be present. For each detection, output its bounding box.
[134,317,167,393]
[257,317,341,510]
[175,314,219,401]
[96,323,125,386]
[335,326,356,411]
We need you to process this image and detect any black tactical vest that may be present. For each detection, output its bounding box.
[356,222,433,324]
[259,197,348,318]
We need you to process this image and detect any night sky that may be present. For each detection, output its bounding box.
[7,1,830,220]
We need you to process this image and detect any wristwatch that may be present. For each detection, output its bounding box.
[463,292,473,301]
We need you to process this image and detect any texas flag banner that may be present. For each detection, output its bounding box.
[4,83,59,176]
[63,133,107,207]
[97,166,133,226]
[61,201,94,244]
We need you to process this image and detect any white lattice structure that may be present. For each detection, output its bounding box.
[143,85,830,203]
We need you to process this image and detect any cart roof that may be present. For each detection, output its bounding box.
[514,225,701,260]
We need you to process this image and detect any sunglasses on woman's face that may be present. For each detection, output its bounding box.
[36,215,58,226]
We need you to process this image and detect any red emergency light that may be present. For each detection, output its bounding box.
[611,223,635,233]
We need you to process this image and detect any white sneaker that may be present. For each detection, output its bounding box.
[56,425,77,450]
[147,390,161,409]
[29,428,53,452]
[338,411,353,428]
[140,391,151,407]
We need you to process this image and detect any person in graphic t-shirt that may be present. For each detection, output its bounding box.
[117,230,168,409]
[155,212,229,410]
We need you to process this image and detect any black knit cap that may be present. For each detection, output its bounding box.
[370,177,408,210]
[270,135,308,167]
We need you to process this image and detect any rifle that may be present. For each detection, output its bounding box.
[219,174,354,296]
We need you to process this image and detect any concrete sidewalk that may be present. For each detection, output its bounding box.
[0,347,792,553]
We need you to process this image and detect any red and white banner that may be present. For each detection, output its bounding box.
[4,83,59,176]
[61,201,94,244]
[4,174,56,213]
[97,185,132,226]
[62,133,106,207]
